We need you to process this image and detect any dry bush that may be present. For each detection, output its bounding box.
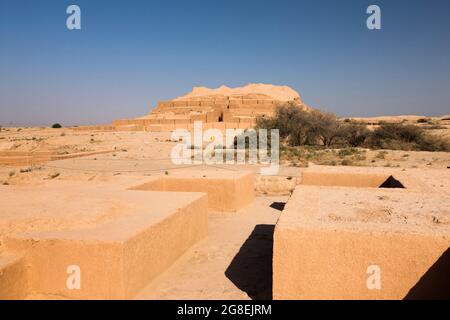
[309,110,343,147]
[257,103,312,146]
[367,123,450,151]
[256,104,345,147]
[257,104,450,152]
[340,122,370,147]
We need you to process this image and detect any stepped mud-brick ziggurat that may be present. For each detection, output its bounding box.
[1,83,449,300]
[75,83,312,132]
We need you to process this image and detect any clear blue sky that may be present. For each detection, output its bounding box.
[1,0,450,126]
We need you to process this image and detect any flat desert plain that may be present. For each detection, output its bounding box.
[0,124,449,300]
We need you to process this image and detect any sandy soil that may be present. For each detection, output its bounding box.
[0,126,449,299]
[0,127,449,185]
[135,196,286,300]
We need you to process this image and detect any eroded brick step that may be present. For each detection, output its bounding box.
[0,251,27,300]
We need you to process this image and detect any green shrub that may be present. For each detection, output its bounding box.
[52,123,62,129]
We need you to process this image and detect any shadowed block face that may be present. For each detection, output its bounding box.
[301,172,405,189]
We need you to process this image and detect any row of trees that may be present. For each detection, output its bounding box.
[256,103,449,152]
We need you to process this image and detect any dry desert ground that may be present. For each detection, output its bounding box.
[0,125,449,300]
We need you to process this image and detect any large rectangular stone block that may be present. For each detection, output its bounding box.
[273,180,450,300]
[131,171,255,212]
[4,189,208,299]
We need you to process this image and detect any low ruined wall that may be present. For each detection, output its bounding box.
[131,172,255,212]
[0,150,114,166]
[301,171,392,188]
[73,125,116,131]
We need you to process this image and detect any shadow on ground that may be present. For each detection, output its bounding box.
[404,247,450,300]
[225,224,274,300]
[269,202,285,211]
